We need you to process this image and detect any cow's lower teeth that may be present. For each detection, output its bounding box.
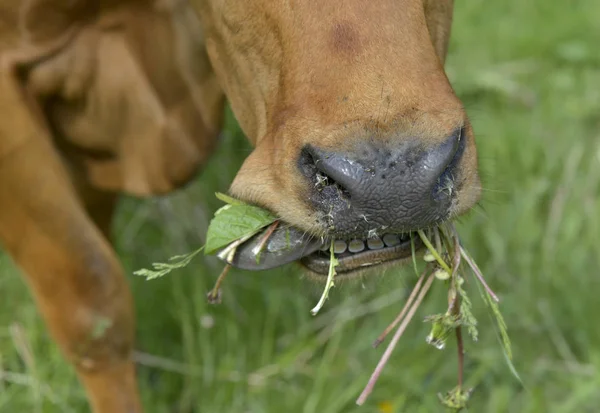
[348,239,365,253]
[382,233,401,247]
[320,233,412,257]
[367,237,385,250]
[333,240,348,254]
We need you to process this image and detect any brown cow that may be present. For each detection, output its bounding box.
[0,0,480,412]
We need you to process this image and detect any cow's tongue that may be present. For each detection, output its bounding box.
[222,226,324,271]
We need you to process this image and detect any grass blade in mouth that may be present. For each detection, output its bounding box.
[410,234,420,276]
[417,229,451,273]
[310,240,339,316]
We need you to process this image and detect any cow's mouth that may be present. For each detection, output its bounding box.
[300,233,421,275]
[224,224,423,276]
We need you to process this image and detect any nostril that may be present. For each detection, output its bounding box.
[433,126,466,199]
[299,146,352,200]
[299,147,319,179]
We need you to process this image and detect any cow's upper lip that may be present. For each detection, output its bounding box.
[224,224,422,276]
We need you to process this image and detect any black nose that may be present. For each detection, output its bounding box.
[299,128,466,238]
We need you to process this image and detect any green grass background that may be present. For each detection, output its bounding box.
[1,0,600,411]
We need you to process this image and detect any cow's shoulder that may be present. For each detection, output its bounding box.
[0,0,225,196]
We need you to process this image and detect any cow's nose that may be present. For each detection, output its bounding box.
[299,128,465,238]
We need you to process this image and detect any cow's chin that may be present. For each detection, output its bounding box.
[225,223,424,278]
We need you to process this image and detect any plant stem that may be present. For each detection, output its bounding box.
[410,234,419,276]
[217,232,258,263]
[433,227,443,252]
[417,230,452,273]
[456,326,464,389]
[451,232,462,279]
[356,273,435,405]
[310,240,337,315]
[373,267,429,348]
[459,246,500,303]
[207,264,232,303]
[251,221,280,258]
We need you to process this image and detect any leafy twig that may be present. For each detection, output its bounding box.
[134,247,204,280]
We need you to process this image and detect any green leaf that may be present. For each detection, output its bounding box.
[470,270,512,360]
[472,272,523,384]
[205,203,277,255]
[486,292,512,359]
[134,193,278,280]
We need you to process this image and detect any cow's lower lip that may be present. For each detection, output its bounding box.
[224,224,423,276]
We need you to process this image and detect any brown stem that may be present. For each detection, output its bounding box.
[459,246,500,303]
[456,326,464,389]
[251,221,280,257]
[207,264,232,303]
[447,234,462,313]
[373,267,429,348]
[356,273,435,406]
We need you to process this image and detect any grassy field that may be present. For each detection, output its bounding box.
[1,0,600,412]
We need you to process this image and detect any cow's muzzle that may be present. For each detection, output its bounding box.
[222,127,468,276]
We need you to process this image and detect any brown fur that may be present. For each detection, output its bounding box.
[0,0,478,411]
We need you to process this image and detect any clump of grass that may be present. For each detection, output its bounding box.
[355,224,515,411]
